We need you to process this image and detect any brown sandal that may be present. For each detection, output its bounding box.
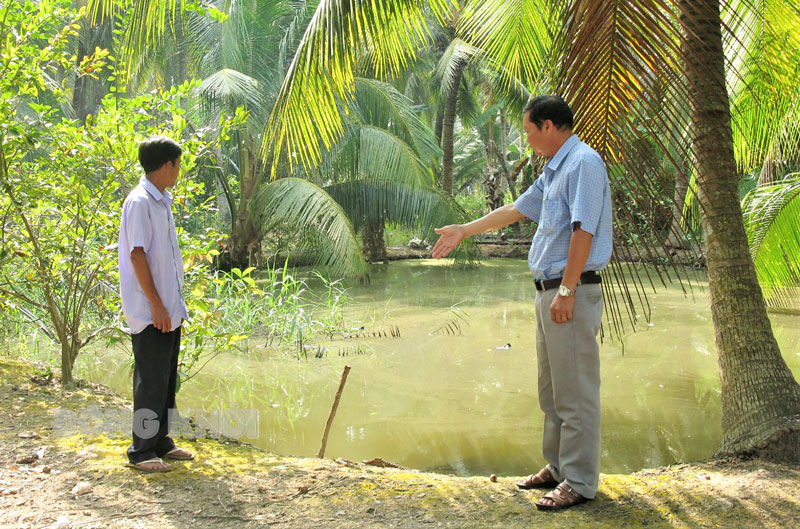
[535,482,590,511]
[516,467,559,490]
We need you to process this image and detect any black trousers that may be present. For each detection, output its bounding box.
[127,325,180,464]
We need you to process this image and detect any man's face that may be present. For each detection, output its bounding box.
[167,157,181,187]
[523,112,549,157]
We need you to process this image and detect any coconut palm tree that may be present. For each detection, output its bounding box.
[262,0,800,458]
[93,0,800,457]
[253,77,474,274]
[678,0,800,458]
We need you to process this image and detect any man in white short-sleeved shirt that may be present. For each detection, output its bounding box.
[118,136,194,472]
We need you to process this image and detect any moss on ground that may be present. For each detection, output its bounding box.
[1,358,798,528]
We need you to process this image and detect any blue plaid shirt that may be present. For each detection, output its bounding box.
[514,135,613,281]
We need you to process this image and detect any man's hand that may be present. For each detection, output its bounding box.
[150,301,171,333]
[550,293,575,324]
[432,225,467,258]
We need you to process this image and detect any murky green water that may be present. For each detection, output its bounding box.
[78,259,800,476]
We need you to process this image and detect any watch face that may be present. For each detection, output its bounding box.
[558,285,571,296]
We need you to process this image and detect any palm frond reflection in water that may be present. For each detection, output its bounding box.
[429,305,471,336]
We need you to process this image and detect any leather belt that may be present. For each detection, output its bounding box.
[534,271,602,292]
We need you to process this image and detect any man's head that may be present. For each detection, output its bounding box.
[138,136,182,191]
[522,96,574,157]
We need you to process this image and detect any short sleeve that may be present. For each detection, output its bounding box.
[568,155,608,236]
[124,197,153,253]
[514,175,545,222]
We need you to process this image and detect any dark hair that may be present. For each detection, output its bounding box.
[138,136,182,174]
[524,95,574,130]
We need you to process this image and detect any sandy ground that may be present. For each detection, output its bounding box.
[2,358,798,529]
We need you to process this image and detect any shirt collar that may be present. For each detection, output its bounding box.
[140,177,172,204]
[543,134,580,174]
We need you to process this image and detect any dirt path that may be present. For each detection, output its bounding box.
[1,358,797,529]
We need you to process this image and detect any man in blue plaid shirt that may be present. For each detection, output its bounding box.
[433,95,612,511]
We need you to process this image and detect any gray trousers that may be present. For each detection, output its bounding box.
[535,283,603,498]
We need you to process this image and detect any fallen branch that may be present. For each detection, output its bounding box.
[317,365,351,458]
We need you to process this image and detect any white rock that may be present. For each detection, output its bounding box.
[70,482,92,496]
[51,515,71,529]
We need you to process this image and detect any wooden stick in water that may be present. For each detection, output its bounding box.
[317,365,351,459]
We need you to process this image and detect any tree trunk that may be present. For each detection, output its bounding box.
[61,341,74,385]
[441,59,465,195]
[362,220,387,264]
[434,107,444,146]
[680,0,800,460]
[226,136,261,269]
[483,116,503,213]
[499,110,516,201]
[483,154,504,213]
[666,166,690,249]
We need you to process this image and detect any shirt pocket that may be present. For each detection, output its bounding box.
[540,193,566,232]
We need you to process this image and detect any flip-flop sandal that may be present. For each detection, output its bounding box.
[535,483,591,511]
[125,457,171,473]
[164,447,194,460]
[516,467,559,489]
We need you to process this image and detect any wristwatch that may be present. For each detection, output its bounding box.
[558,284,575,297]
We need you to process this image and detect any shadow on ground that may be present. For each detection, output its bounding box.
[2,359,797,529]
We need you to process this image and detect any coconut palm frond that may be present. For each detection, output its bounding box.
[263,0,453,173]
[725,0,800,181]
[741,175,800,309]
[277,1,313,71]
[453,130,489,190]
[453,73,482,128]
[530,0,710,339]
[253,178,367,277]
[759,98,800,183]
[199,69,262,112]
[88,0,183,80]
[358,126,433,187]
[314,126,361,183]
[325,178,479,263]
[435,38,482,95]
[353,78,442,165]
[458,0,556,90]
[479,66,532,120]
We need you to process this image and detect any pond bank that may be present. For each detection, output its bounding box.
[386,243,705,268]
[2,358,797,529]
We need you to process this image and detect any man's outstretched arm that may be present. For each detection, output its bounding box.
[432,204,526,259]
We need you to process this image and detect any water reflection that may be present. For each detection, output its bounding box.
[78,259,800,476]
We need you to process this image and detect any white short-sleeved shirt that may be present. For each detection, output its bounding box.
[118,177,188,334]
[514,134,613,280]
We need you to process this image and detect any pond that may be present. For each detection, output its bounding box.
[78,259,800,476]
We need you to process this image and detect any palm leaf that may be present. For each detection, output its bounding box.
[435,38,481,95]
[724,0,800,182]
[88,0,184,79]
[453,128,489,191]
[547,0,701,337]
[458,0,555,89]
[253,178,368,277]
[262,0,454,173]
[324,178,479,263]
[199,69,262,112]
[353,78,442,165]
[357,125,433,187]
[741,174,800,309]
